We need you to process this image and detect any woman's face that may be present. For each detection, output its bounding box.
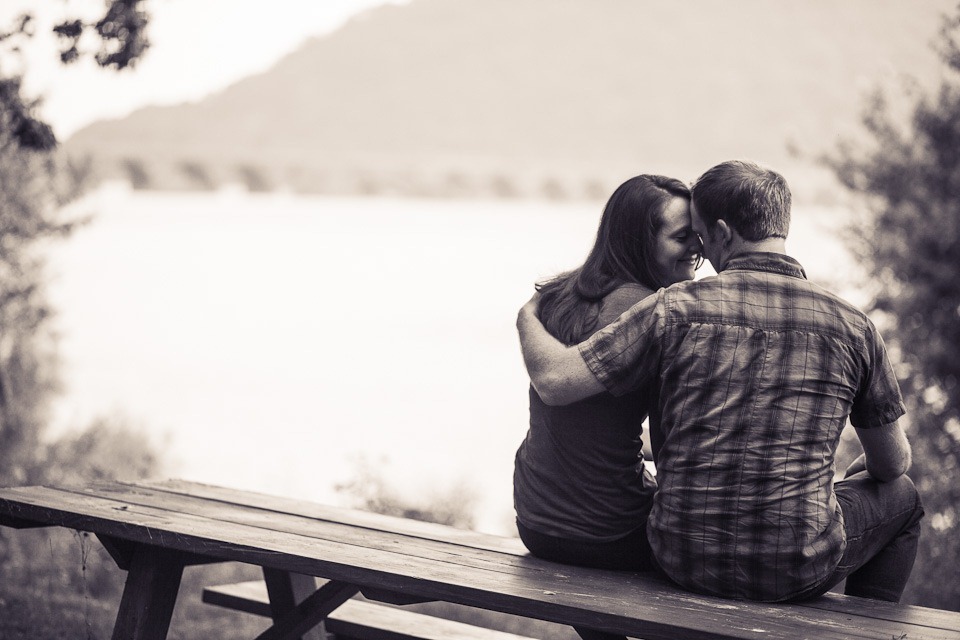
[653,197,701,285]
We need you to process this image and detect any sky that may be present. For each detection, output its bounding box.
[1,0,407,139]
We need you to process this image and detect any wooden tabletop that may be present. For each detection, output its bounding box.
[1,479,957,640]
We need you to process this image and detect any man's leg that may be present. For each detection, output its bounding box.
[831,471,924,602]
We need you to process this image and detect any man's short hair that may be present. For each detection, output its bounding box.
[691,160,791,241]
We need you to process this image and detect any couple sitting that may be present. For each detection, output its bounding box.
[513,160,924,603]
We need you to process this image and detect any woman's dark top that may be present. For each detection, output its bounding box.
[513,283,658,541]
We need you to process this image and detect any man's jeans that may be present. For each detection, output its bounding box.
[810,471,924,602]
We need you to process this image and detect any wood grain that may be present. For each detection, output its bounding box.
[1,481,957,640]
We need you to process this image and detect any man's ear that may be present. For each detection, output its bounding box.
[715,219,734,246]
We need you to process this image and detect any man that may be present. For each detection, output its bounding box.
[516,160,923,602]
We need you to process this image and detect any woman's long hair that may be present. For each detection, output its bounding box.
[537,174,691,345]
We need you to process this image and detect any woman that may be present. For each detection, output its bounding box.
[513,174,702,571]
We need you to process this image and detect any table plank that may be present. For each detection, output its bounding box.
[142,479,528,554]
[1,484,957,640]
[129,480,960,635]
[70,482,540,577]
[802,592,960,634]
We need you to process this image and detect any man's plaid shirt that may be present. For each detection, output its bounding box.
[580,252,905,601]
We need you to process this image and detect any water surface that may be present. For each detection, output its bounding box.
[46,187,855,533]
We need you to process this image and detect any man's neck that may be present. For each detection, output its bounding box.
[719,237,787,270]
[739,237,787,254]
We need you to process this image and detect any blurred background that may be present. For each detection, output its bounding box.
[0,0,958,628]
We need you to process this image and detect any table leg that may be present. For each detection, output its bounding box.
[260,568,358,640]
[263,569,325,640]
[110,544,186,640]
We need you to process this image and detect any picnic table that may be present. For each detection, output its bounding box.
[1,479,958,640]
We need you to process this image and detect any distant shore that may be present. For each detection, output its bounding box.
[69,153,848,208]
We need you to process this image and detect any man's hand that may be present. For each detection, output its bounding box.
[519,291,541,323]
[516,291,605,405]
[842,452,868,479]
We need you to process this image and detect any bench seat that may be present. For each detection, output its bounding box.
[204,580,534,640]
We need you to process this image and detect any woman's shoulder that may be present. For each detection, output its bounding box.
[597,282,656,328]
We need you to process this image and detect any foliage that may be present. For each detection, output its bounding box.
[0,1,151,150]
[0,1,154,488]
[121,156,152,189]
[0,78,56,151]
[334,456,478,529]
[0,417,163,602]
[236,164,273,193]
[37,416,163,486]
[0,2,165,621]
[0,96,82,488]
[1,1,149,74]
[179,160,216,191]
[823,5,960,610]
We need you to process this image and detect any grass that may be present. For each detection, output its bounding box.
[0,586,115,640]
[0,563,269,640]
[0,526,269,639]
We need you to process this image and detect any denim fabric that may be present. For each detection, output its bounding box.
[803,471,924,602]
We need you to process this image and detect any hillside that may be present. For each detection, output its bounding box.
[64,0,954,200]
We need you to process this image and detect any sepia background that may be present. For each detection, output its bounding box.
[1,0,958,629]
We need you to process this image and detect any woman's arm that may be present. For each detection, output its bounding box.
[516,294,605,406]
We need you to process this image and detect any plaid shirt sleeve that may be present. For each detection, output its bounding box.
[849,320,907,429]
[578,290,663,397]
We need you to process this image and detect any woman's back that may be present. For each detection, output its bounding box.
[513,282,658,541]
[513,173,700,568]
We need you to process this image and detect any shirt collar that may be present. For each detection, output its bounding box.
[722,252,808,280]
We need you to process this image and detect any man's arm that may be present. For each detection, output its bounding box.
[853,420,912,482]
[516,295,605,405]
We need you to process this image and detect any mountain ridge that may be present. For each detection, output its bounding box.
[64,0,954,200]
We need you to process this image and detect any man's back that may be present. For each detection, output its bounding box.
[581,253,905,601]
